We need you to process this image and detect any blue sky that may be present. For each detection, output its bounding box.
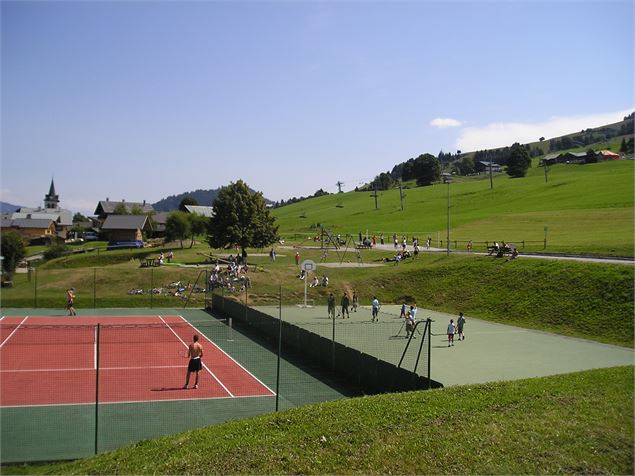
[2,0,633,214]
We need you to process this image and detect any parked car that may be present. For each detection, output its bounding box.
[83,231,98,241]
[106,241,144,250]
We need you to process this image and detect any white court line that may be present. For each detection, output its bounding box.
[0,391,274,409]
[158,315,235,397]
[0,365,187,373]
[0,316,29,348]
[176,314,276,396]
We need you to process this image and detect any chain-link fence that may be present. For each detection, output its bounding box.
[1,267,210,309]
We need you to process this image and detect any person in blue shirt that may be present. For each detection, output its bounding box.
[371,296,380,322]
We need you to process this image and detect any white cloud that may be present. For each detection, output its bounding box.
[456,108,634,152]
[430,117,463,128]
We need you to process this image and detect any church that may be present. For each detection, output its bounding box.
[1,179,73,240]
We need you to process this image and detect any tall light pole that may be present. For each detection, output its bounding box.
[446,178,451,256]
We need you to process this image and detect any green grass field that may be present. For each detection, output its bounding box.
[8,366,633,475]
[272,160,634,256]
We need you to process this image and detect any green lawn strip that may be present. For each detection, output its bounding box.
[11,366,633,475]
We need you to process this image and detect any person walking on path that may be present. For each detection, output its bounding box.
[447,319,456,347]
[66,288,77,316]
[400,302,407,318]
[340,293,350,318]
[457,312,466,340]
[327,293,336,319]
[352,291,359,312]
[295,251,300,266]
[183,335,204,389]
[371,296,381,322]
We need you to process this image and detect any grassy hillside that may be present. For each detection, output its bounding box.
[271,160,634,256]
[9,366,633,475]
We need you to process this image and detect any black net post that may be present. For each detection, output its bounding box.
[275,285,282,412]
[94,323,101,454]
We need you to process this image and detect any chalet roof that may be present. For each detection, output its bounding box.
[0,217,14,228]
[11,218,55,229]
[101,214,151,231]
[478,161,501,167]
[14,208,73,226]
[563,152,588,158]
[542,153,560,160]
[184,205,214,217]
[598,150,620,156]
[153,212,169,225]
[94,200,155,216]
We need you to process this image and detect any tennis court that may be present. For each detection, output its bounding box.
[250,304,634,386]
[0,308,356,463]
[0,314,274,406]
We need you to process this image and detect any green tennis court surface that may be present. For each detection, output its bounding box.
[253,304,634,386]
[0,308,358,463]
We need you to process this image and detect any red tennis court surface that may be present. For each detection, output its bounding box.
[0,315,275,407]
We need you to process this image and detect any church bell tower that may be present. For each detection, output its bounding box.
[44,178,60,210]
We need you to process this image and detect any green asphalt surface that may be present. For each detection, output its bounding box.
[254,304,634,386]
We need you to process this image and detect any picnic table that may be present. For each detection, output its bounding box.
[487,245,515,257]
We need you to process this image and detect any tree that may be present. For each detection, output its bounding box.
[73,212,88,223]
[165,211,191,248]
[456,156,475,176]
[1,231,26,278]
[188,213,208,249]
[207,180,279,260]
[113,203,129,215]
[412,154,441,186]
[506,143,532,178]
[130,204,145,215]
[179,196,199,212]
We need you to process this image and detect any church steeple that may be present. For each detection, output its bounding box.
[44,178,59,210]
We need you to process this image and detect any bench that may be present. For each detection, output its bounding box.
[487,246,514,257]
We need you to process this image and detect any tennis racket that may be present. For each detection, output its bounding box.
[179,349,189,358]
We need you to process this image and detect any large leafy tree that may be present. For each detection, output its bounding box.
[207,180,279,259]
[413,154,441,186]
[506,143,532,178]
[165,211,191,248]
[1,231,26,278]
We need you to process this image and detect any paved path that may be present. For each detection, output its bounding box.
[324,243,634,266]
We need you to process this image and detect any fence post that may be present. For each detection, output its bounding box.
[427,319,432,390]
[94,323,101,454]
[522,240,525,249]
[150,268,154,309]
[332,297,336,372]
[93,268,96,309]
[34,268,38,308]
[275,285,282,412]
